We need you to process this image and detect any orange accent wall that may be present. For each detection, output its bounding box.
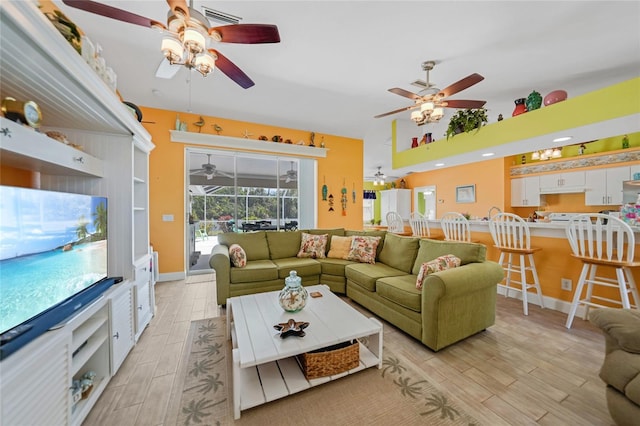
[0,165,35,187]
[402,157,506,219]
[140,107,363,275]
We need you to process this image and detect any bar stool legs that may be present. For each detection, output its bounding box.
[498,250,545,316]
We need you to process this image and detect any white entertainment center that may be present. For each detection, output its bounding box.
[0,2,154,425]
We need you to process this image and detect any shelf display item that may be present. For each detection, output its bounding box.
[278,271,308,313]
[1,97,42,128]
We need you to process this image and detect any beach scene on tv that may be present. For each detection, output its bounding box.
[0,186,108,335]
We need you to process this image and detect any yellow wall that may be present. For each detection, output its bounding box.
[140,107,363,275]
[0,165,34,187]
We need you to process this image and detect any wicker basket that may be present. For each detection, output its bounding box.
[297,340,359,379]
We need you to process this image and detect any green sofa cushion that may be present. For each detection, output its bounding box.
[345,262,408,292]
[316,258,357,276]
[266,231,302,259]
[378,233,420,273]
[303,228,346,254]
[218,232,270,261]
[376,275,422,313]
[272,257,322,278]
[346,229,387,258]
[229,259,278,283]
[412,238,487,275]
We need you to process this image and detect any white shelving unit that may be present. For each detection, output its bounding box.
[0,2,154,424]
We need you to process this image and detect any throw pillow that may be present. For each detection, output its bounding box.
[229,244,247,268]
[347,235,381,264]
[415,254,461,290]
[327,235,353,259]
[297,233,328,259]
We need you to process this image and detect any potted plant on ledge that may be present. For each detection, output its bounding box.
[446,108,488,140]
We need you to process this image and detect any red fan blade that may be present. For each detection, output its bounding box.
[443,99,487,109]
[374,104,418,119]
[437,73,484,98]
[166,0,189,20]
[209,24,280,44]
[61,0,165,29]
[388,88,421,101]
[210,49,254,89]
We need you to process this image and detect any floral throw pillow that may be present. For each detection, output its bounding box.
[416,254,461,290]
[347,236,381,264]
[297,233,328,259]
[229,244,247,268]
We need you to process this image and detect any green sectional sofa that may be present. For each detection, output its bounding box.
[210,228,504,351]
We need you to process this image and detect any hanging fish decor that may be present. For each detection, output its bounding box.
[341,180,348,216]
[352,183,356,204]
[328,194,334,211]
[322,176,328,201]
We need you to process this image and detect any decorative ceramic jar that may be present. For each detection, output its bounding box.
[411,137,418,148]
[525,90,542,111]
[512,98,527,116]
[543,90,568,106]
[278,271,308,313]
[425,133,433,143]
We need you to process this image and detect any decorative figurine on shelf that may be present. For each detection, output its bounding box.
[212,123,223,134]
[242,129,253,139]
[259,135,268,141]
[525,90,543,111]
[513,98,527,116]
[400,179,406,189]
[622,134,630,149]
[521,155,526,164]
[320,136,325,148]
[411,137,419,148]
[309,131,316,147]
[272,135,283,142]
[278,271,308,313]
[193,116,205,133]
[579,143,586,155]
[497,114,504,121]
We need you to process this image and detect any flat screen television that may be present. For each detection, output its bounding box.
[0,186,115,359]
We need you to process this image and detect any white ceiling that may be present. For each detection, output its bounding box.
[55,1,640,180]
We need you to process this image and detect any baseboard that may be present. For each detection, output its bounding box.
[496,286,587,318]
[158,271,187,282]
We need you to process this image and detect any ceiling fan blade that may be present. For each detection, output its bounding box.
[374,104,419,119]
[437,73,484,98]
[388,88,422,101]
[209,24,281,44]
[443,99,487,109]
[61,0,165,29]
[210,49,254,89]
[166,0,189,19]
[155,58,181,79]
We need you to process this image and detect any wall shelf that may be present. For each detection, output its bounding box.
[171,130,328,158]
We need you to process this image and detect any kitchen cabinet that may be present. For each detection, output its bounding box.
[539,171,585,193]
[110,282,134,375]
[380,189,411,224]
[585,166,630,205]
[511,176,540,207]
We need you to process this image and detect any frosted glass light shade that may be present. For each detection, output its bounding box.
[195,52,216,75]
[161,37,184,62]
[420,102,434,113]
[183,27,206,53]
[411,110,423,122]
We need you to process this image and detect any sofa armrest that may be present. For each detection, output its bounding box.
[209,244,231,306]
[422,261,504,300]
[590,308,640,354]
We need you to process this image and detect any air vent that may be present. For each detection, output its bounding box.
[201,7,242,25]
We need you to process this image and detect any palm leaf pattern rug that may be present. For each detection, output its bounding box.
[176,317,480,425]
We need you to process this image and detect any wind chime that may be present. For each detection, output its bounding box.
[328,194,334,211]
[322,176,328,201]
[341,179,347,216]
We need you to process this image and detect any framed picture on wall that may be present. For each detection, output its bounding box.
[456,184,476,203]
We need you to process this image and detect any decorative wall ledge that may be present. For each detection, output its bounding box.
[170,131,328,158]
[510,147,640,176]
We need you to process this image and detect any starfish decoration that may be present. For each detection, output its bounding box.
[242,129,253,139]
[273,319,309,339]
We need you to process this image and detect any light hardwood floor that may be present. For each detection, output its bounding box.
[85,274,613,425]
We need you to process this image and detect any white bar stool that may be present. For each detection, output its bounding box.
[441,212,471,242]
[489,213,545,315]
[409,211,431,237]
[564,213,639,329]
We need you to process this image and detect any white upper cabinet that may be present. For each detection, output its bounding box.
[511,176,540,207]
[585,166,630,205]
[539,171,585,193]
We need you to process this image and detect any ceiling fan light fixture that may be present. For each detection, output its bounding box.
[410,110,423,122]
[161,36,184,63]
[195,52,216,76]
[183,27,206,54]
[420,102,434,114]
[431,107,444,120]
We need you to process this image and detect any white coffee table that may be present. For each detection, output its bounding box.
[227,285,383,419]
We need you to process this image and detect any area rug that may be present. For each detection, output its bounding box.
[171,317,481,426]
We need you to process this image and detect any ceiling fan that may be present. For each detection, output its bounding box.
[190,154,232,180]
[61,0,280,88]
[280,161,297,183]
[374,61,486,125]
